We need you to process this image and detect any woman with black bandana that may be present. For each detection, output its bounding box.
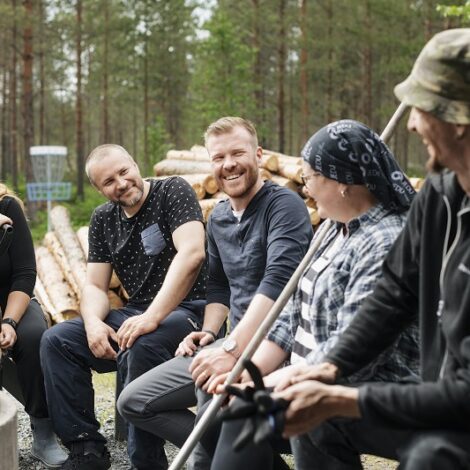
[203,120,420,470]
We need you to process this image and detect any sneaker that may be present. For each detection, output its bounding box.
[61,441,111,470]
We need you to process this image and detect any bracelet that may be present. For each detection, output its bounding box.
[202,329,217,341]
[1,318,18,331]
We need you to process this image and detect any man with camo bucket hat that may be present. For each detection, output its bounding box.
[256,29,470,470]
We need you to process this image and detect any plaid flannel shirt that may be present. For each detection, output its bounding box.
[267,203,420,383]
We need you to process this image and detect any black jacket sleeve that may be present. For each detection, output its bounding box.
[358,335,470,430]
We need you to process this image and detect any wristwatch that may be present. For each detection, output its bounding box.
[1,318,18,331]
[222,338,241,359]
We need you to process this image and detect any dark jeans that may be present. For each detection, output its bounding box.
[3,298,48,417]
[291,417,470,470]
[40,300,205,470]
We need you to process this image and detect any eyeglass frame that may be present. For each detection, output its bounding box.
[300,172,320,185]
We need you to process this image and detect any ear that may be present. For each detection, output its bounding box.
[256,146,263,166]
[456,124,468,140]
[339,184,348,198]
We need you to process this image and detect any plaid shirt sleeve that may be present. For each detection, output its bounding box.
[267,291,301,354]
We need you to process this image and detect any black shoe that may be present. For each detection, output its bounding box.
[61,441,111,470]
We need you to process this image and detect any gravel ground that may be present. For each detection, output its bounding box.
[15,371,182,470]
[14,371,396,469]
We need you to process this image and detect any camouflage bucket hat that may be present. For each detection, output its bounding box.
[394,28,470,124]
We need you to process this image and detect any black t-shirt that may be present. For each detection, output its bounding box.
[88,177,207,307]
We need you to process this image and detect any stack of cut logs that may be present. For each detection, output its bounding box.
[34,205,125,325]
[154,145,322,225]
[154,145,425,226]
[35,147,424,325]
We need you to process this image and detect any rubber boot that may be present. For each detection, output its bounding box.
[30,416,68,468]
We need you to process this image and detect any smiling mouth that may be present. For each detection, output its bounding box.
[224,174,242,181]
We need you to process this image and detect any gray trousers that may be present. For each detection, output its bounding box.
[117,340,223,469]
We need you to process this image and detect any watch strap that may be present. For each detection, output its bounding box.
[1,318,18,331]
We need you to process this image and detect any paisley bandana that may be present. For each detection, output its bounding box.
[301,120,415,213]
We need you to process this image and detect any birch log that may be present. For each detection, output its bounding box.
[76,226,120,289]
[190,145,210,160]
[154,160,211,176]
[277,163,303,184]
[271,175,299,193]
[306,206,321,226]
[50,206,87,292]
[166,149,209,162]
[264,150,301,166]
[199,199,219,221]
[260,154,279,172]
[35,277,65,324]
[36,246,79,318]
[260,169,272,181]
[44,232,81,298]
[182,173,218,195]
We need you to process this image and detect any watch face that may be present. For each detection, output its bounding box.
[223,338,236,352]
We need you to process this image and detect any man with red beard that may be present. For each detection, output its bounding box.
[40,144,208,470]
[117,117,313,469]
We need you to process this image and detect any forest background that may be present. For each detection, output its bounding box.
[0,0,469,238]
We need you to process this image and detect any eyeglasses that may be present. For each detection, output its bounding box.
[301,174,316,185]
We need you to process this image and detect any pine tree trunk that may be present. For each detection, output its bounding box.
[38,0,46,144]
[76,0,84,199]
[10,0,18,190]
[299,0,309,145]
[277,0,286,153]
[326,0,333,122]
[1,44,9,180]
[102,0,110,142]
[22,0,34,182]
[363,0,372,126]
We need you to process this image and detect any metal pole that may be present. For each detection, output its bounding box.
[169,103,409,470]
[380,102,408,145]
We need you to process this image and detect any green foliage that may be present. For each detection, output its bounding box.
[437,1,470,22]
[147,116,174,170]
[188,8,256,137]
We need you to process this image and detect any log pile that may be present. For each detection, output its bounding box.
[154,145,424,228]
[34,207,125,325]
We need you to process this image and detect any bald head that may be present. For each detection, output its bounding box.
[86,144,135,186]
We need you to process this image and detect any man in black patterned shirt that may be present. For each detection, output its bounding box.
[40,144,207,470]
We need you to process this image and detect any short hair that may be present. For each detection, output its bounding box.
[85,144,135,184]
[204,117,258,147]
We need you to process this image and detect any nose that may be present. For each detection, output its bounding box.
[116,176,127,189]
[407,107,418,133]
[223,155,236,171]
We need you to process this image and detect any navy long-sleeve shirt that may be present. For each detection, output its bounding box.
[206,181,313,329]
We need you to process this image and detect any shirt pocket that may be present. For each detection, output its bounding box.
[141,223,166,256]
